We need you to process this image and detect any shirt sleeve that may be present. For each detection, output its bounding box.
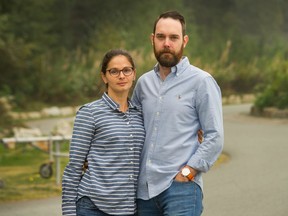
[62,105,95,215]
[131,80,141,106]
[188,76,224,172]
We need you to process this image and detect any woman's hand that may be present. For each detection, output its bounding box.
[198,129,204,143]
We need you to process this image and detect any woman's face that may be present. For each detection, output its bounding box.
[101,55,136,96]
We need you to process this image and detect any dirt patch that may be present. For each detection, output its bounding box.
[213,152,230,169]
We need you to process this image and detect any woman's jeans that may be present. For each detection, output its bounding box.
[76,196,109,216]
[137,181,203,216]
[76,196,135,216]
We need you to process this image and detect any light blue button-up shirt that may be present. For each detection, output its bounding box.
[132,57,224,199]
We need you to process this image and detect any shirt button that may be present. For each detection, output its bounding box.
[156,112,160,116]
[127,122,130,125]
[130,134,133,137]
[130,147,133,150]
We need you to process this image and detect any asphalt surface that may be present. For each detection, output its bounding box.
[0,103,288,216]
[202,104,288,216]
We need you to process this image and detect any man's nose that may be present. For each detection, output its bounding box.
[164,38,170,47]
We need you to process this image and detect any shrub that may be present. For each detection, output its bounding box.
[254,57,288,110]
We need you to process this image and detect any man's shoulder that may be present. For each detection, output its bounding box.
[137,70,155,81]
[185,64,212,79]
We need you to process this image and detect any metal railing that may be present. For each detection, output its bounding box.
[1,135,71,185]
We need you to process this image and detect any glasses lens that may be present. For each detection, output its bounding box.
[122,67,133,75]
[109,69,120,76]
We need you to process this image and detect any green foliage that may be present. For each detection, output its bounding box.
[0,0,288,112]
[254,56,288,110]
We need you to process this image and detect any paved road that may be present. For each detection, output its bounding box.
[203,104,288,216]
[0,196,61,216]
[1,104,288,216]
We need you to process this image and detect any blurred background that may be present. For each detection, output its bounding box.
[0,0,288,210]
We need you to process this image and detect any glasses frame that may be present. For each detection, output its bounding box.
[106,67,134,77]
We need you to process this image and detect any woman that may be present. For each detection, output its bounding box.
[62,49,145,216]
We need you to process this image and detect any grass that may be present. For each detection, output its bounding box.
[0,141,229,203]
[0,142,69,203]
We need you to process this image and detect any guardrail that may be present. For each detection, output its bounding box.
[1,135,71,185]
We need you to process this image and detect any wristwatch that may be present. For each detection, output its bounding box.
[181,167,194,181]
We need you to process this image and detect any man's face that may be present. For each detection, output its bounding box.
[151,18,188,68]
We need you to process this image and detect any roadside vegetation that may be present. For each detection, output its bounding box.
[0,142,69,202]
[0,141,229,202]
[1,1,288,113]
[254,57,288,110]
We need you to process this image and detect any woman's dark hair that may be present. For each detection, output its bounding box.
[153,10,186,36]
[101,49,135,74]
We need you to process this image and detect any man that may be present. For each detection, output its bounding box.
[132,11,224,215]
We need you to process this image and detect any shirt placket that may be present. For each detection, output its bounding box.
[124,110,137,204]
[146,77,167,193]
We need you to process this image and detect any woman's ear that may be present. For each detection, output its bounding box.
[101,72,107,84]
[133,70,137,81]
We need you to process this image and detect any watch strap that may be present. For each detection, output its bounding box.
[186,172,194,181]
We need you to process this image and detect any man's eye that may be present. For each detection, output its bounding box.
[170,36,179,41]
[156,35,165,40]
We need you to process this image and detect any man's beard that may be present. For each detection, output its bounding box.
[154,46,183,67]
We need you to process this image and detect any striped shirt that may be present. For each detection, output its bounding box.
[62,93,145,215]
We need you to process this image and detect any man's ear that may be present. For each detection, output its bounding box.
[150,33,154,46]
[183,35,189,48]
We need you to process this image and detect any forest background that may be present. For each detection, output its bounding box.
[1,0,288,132]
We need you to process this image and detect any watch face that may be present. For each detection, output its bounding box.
[182,168,190,176]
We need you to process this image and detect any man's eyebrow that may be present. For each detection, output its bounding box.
[170,34,180,37]
[155,33,180,37]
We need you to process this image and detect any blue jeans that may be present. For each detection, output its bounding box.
[137,181,203,216]
[76,196,109,216]
[76,196,135,216]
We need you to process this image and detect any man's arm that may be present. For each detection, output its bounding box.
[187,76,224,173]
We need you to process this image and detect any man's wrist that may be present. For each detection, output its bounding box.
[188,166,198,177]
[181,166,195,181]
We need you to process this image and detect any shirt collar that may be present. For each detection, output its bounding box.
[102,92,138,111]
[153,56,189,77]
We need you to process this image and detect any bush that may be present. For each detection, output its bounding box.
[254,57,288,110]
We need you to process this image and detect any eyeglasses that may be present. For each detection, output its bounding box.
[106,67,134,77]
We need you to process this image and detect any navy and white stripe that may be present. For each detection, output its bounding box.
[62,93,145,215]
